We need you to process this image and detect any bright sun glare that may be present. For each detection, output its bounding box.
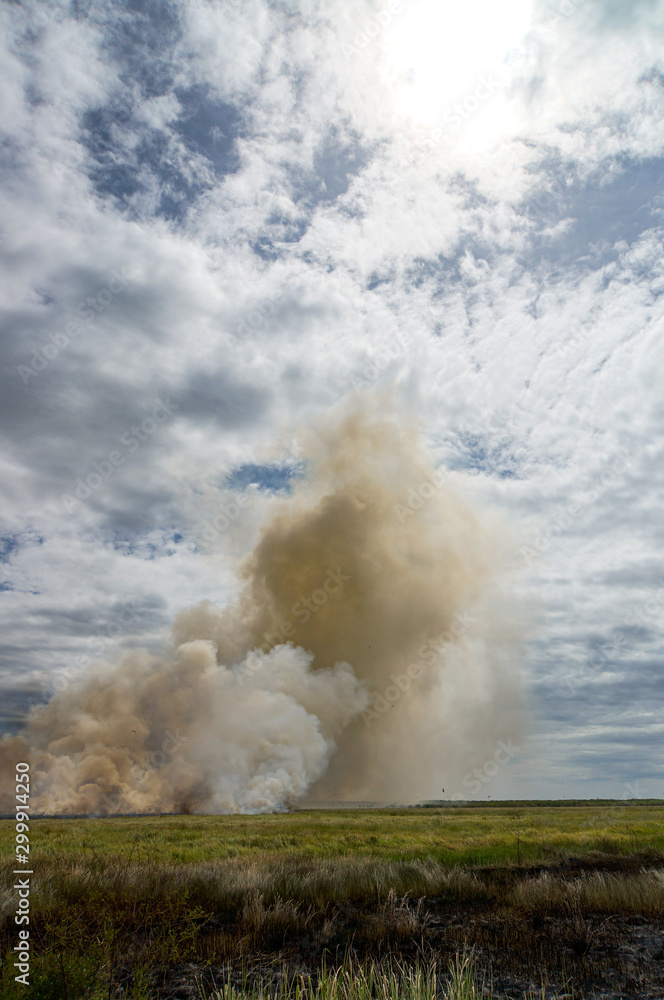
[384,0,533,131]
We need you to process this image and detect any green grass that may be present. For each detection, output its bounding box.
[2,803,663,867]
[200,953,571,1000]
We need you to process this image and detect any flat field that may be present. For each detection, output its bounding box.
[3,801,664,865]
[1,803,664,999]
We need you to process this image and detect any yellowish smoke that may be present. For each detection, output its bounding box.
[0,393,524,813]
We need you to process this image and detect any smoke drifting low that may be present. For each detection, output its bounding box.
[0,396,524,814]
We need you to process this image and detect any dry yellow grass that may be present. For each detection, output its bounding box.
[513,867,664,914]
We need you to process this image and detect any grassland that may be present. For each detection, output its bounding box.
[5,802,663,865]
[1,803,663,999]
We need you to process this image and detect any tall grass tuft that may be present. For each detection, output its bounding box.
[201,954,575,1000]
[512,868,664,915]
[203,959,442,1000]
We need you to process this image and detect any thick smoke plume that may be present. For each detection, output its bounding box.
[0,395,524,814]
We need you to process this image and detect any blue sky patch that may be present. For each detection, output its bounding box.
[225,463,305,493]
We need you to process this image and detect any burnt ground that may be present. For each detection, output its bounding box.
[157,911,664,1000]
[136,858,664,1000]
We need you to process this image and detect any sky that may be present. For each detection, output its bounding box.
[1,0,664,803]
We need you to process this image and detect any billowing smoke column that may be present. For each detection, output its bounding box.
[0,395,524,814]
